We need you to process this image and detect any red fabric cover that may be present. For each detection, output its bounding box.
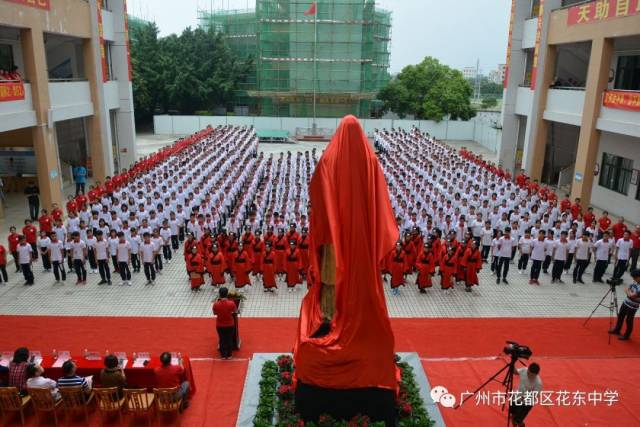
[294,115,398,390]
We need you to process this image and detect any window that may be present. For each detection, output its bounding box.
[531,0,541,18]
[614,55,640,91]
[522,50,534,86]
[599,153,633,195]
[0,44,14,70]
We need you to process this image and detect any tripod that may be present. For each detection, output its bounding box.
[456,354,523,427]
[583,283,618,344]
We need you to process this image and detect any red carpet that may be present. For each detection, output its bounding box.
[1,316,639,426]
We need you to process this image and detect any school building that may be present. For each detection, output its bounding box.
[500,0,640,224]
[0,0,136,209]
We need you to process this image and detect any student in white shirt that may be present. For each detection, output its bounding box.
[47,234,66,283]
[85,229,98,274]
[551,231,569,283]
[518,230,533,274]
[152,230,164,273]
[95,231,112,285]
[495,227,516,284]
[542,230,556,274]
[38,230,51,272]
[116,232,132,286]
[481,221,493,262]
[564,230,577,274]
[529,230,547,285]
[140,232,157,285]
[128,229,142,273]
[573,232,592,284]
[613,230,634,280]
[108,230,120,275]
[70,231,87,285]
[593,231,614,283]
[17,236,35,285]
[160,220,173,264]
[169,212,180,249]
[490,231,502,275]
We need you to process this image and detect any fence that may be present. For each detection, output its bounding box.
[153,113,502,151]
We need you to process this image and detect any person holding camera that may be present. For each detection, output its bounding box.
[509,362,542,427]
[609,269,640,341]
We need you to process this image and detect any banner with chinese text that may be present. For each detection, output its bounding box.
[123,0,133,81]
[568,0,640,26]
[504,0,516,88]
[603,90,640,111]
[530,0,544,90]
[6,0,50,10]
[0,81,25,102]
[97,0,108,82]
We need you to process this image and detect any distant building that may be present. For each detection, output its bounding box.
[462,66,478,80]
[489,64,507,84]
[198,0,392,118]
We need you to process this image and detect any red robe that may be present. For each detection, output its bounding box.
[285,248,302,287]
[273,235,287,273]
[262,251,276,289]
[416,250,436,289]
[390,249,406,288]
[233,249,252,288]
[225,240,238,273]
[241,233,255,259]
[207,251,226,286]
[252,240,265,273]
[461,248,482,287]
[298,235,310,272]
[440,252,457,289]
[188,252,205,289]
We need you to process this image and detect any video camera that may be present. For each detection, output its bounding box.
[606,278,624,287]
[503,341,532,360]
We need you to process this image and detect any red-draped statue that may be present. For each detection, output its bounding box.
[294,115,399,425]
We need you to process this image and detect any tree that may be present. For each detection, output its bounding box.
[481,97,498,109]
[377,57,475,121]
[130,23,251,123]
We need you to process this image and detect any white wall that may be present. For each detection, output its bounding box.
[591,132,640,225]
[153,114,502,150]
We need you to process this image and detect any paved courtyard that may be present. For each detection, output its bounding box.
[0,136,621,319]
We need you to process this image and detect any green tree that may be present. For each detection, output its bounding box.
[481,97,498,109]
[377,57,475,121]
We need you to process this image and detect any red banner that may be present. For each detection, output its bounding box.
[530,0,544,90]
[6,0,50,10]
[603,90,640,111]
[0,81,26,102]
[97,0,108,82]
[123,0,133,81]
[568,0,640,26]
[504,0,516,88]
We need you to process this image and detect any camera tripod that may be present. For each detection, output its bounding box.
[583,282,619,344]
[456,354,525,427]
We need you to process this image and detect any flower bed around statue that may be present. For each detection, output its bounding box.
[253,355,433,427]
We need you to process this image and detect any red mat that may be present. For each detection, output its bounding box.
[0,316,638,426]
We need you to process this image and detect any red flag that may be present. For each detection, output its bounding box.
[303,2,317,16]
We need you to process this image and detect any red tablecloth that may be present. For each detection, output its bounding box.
[36,355,196,396]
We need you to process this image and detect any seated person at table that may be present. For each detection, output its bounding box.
[154,352,190,409]
[99,354,127,397]
[26,364,61,401]
[8,347,30,395]
[0,365,8,386]
[57,360,92,397]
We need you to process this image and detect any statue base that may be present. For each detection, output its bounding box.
[295,381,397,426]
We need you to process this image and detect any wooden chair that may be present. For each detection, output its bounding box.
[124,388,155,427]
[59,386,94,425]
[94,387,125,426]
[153,387,181,426]
[0,387,31,427]
[28,387,62,426]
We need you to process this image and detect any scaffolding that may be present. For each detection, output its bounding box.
[198,1,391,118]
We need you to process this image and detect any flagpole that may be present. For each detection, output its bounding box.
[312,3,317,135]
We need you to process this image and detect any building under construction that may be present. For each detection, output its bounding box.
[198,0,391,118]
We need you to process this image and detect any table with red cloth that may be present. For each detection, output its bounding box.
[32,355,197,397]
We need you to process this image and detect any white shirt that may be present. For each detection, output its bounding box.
[481,228,493,246]
[17,244,33,264]
[553,240,569,261]
[593,239,613,261]
[141,242,156,263]
[616,238,633,261]
[95,240,109,260]
[575,240,592,260]
[128,235,141,253]
[116,241,131,262]
[531,240,547,261]
[71,240,86,260]
[516,367,542,394]
[496,236,515,257]
[518,237,533,255]
[49,241,65,262]
[159,228,172,244]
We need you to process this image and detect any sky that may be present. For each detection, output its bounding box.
[128,0,512,74]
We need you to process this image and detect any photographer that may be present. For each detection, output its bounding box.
[509,363,542,427]
[608,269,640,341]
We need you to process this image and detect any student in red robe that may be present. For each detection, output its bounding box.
[225,233,239,274]
[390,242,406,294]
[187,246,205,291]
[286,223,300,245]
[252,231,265,276]
[273,228,287,275]
[262,243,277,292]
[241,227,255,259]
[207,244,226,287]
[403,233,416,272]
[298,227,310,278]
[285,240,302,291]
[440,245,458,291]
[416,243,436,293]
[461,240,482,292]
[232,242,252,290]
